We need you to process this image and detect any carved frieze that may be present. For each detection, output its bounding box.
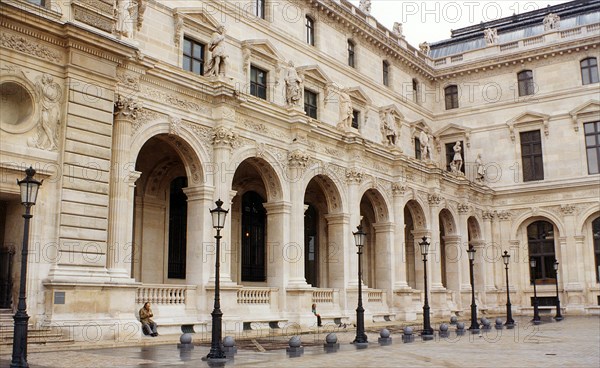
[428,193,442,206]
[116,68,140,91]
[288,149,310,168]
[559,204,576,216]
[132,109,163,135]
[345,169,364,184]
[457,203,470,214]
[142,86,209,113]
[0,33,62,63]
[391,182,406,196]
[72,1,115,33]
[169,116,182,136]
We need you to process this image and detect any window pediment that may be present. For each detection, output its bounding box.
[570,100,600,131]
[506,111,550,141]
[241,39,283,66]
[379,104,404,122]
[297,65,332,86]
[435,123,471,147]
[410,119,432,137]
[176,8,222,34]
[347,86,371,106]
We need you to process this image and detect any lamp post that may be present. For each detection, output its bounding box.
[502,251,515,329]
[352,225,368,345]
[553,260,563,321]
[418,237,433,340]
[467,245,479,333]
[11,166,42,368]
[205,199,229,361]
[530,258,541,325]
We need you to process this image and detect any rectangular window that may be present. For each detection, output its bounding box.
[256,0,265,19]
[520,130,544,182]
[445,141,465,173]
[415,137,421,159]
[412,78,419,104]
[348,40,355,68]
[581,58,599,85]
[27,0,45,5]
[306,16,315,46]
[584,121,600,174]
[444,85,458,110]
[304,89,318,119]
[183,38,205,75]
[518,70,535,96]
[250,66,267,100]
[383,61,389,86]
[352,110,360,129]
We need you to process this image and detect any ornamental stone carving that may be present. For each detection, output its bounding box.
[359,0,372,14]
[288,149,310,168]
[419,42,430,56]
[428,193,442,205]
[114,94,140,120]
[205,26,228,77]
[450,141,463,174]
[393,22,403,38]
[0,33,62,63]
[497,210,512,221]
[337,88,353,130]
[345,169,363,184]
[174,14,183,47]
[482,210,495,220]
[285,61,303,106]
[137,0,147,31]
[475,153,485,183]
[419,130,432,161]
[543,13,561,31]
[380,109,397,147]
[212,126,237,147]
[169,116,182,136]
[28,74,62,151]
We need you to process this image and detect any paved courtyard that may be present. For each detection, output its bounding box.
[1,316,598,367]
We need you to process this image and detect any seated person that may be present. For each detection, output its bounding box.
[312,303,322,327]
[139,302,158,337]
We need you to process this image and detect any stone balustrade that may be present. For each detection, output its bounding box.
[237,287,272,304]
[312,289,335,304]
[136,284,195,305]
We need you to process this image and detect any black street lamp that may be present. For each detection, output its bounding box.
[553,260,563,321]
[530,258,541,325]
[205,199,229,361]
[418,237,433,340]
[467,245,479,333]
[502,251,515,329]
[352,225,368,345]
[11,166,42,368]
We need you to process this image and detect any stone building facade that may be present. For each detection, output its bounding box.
[0,0,598,341]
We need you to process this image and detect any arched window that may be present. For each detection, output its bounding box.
[581,58,599,85]
[348,40,356,68]
[593,217,600,282]
[528,220,556,284]
[518,70,534,96]
[305,16,315,46]
[444,85,458,110]
[241,191,266,282]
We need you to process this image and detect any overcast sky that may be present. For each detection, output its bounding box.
[349,0,572,45]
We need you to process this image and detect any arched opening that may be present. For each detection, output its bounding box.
[360,189,391,290]
[439,214,447,288]
[404,206,416,289]
[133,135,189,283]
[360,195,376,288]
[593,217,600,283]
[404,200,427,291]
[527,220,557,284]
[304,204,319,287]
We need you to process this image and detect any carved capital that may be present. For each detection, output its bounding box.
[428,193,442,206]
[345,169,364,184]
[457,203,470,214]
[482,210,496,220]
[497,210,512,221]
[114,95,140,119]
[137,0,147,31]
[288,149,310,168]
[559,204,576,216]
[391,183,406,196]
[212,126,237,148]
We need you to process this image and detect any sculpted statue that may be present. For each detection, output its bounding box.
[393,22,404,38]
[484,28,499,45]
[206,26,227,77]
[451,141,463,173]
[359,0,372,14]
[419,42,430,56]
[419,130,431,160]
[285,61,303,106]
[29,74,62,151]
[337,88,353,130]
[114,0,135,38]
[381,110,397,146]
[543,13,561,31]
[475,153,485,182]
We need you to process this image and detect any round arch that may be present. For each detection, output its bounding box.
[439,208,458,236]
[229,147,286,202]
[511,210,566,239]
[357,185,391,223]
[301,169,346,215]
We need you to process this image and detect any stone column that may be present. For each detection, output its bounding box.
[286,151,310,288]
[444,234,462,310]
[482,211,497,291]
[106,97,140,280]
[346,169,363,288]
[427,194,444,290]
[263,201,292,288]
[211,126,237,285]
[183,185,215,287]
[392,185,408,289]
[373,222,394,297]
[324,213,349,289]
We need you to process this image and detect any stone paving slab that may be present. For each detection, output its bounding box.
[1,316,598,367]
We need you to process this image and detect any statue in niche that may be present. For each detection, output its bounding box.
[419,130,431,160]
[475,153,485,183]
[28,74,62,151]
[484,28,499,45]
[451,141,463,174]
[359,0,372,14]
[380,110,397,146]
[206,26,228,77]
[393,22,404,38]
[419,42,430,56]
[285,61,303,106]
[337,88,353,130]
[543,13,561,31]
